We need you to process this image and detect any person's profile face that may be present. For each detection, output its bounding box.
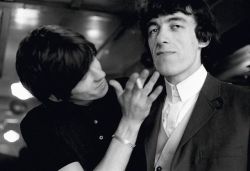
[69,58,108,104]
[147,12,207,84]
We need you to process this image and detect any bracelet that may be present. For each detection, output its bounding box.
[112,134,136,148]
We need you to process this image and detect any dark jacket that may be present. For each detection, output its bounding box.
[128,74,250,171]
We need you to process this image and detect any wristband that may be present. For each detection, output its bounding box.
[112,134,136,148]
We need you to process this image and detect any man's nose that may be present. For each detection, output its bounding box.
[157,27,169,44]
[93,68,106,80]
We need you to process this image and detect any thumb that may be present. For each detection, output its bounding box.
[109,80,123,97]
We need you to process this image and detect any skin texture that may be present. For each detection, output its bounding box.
[110,70,163,125]
[69,58,108,105]
[147,12,208,84]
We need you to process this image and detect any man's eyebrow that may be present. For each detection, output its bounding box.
[147,16,187,27]
[166,17,187,23]
[147,21,158,28]
[146,16,188,30]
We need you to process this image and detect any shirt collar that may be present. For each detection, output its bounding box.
[165,65,207,102]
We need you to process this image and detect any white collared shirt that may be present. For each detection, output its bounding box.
[162,65,207,137]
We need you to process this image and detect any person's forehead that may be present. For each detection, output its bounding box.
[148,12,196,25]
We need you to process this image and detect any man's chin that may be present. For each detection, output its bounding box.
[155,66,171,75]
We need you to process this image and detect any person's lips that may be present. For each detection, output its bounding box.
[156,51,176,56]
[97,78,106,89]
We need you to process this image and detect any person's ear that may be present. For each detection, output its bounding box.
[198,39,210,48]
[48,94,62,102]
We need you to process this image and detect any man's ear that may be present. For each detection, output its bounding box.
[198,39,210,48]
[48,94,62,102]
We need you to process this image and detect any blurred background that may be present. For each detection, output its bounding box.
[0,0,249,170]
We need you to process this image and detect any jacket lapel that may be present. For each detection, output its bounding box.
[144,102,164,171]
[143,76,166,171]
[178,73,222,149]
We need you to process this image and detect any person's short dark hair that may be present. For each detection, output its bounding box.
[140,0,219,61]
[16,25,97,102]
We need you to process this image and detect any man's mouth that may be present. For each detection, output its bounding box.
[97,79,106,89]
[156,51,176,56]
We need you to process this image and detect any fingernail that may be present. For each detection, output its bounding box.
[136,78,143,89]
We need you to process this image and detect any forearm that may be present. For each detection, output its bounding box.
[93,70,162,171]
[93,117,142,171]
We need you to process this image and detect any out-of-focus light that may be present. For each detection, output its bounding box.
[86,29,102,39]
[14,8,39,26]
[11,82,33,100]
[3,130,20,143]
[89,15,109,22]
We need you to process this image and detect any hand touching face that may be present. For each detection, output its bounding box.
[109,69,163,125]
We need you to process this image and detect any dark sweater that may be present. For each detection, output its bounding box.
[21,87,122,171]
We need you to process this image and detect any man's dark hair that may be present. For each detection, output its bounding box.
[140,0,219,60]
[16,25,97,102]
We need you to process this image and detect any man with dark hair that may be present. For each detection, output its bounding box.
[16,25,96,102]
[16,25,163,171]
[124,0,250,170]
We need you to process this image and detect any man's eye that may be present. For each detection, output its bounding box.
[148,28,158,35]
[171,25,181,30]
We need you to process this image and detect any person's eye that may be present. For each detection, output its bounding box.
[148,27,159,35]
[170,24,182,30]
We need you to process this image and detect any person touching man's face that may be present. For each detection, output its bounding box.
[147,12,209,84]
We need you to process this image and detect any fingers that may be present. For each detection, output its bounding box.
[109,80,123,97]
[127,70,160,96]
[143,71,160,95]
[130,70,162,104]
[136,78,143,89]
[136,70,149,89]
[125,72,139,91]
[116,70,163,123]
[148,85,163,102]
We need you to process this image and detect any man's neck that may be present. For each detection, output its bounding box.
[165,65,207,102]
[166,64,202,85]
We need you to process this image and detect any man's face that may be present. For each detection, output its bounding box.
[148,12,207,84]
[69,57,108,104]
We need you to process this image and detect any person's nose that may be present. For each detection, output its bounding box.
[93,68,106,80]
[156,26,169,45]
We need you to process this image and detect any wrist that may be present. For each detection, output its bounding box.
[115,117,142,144]
[112,134,136,149]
